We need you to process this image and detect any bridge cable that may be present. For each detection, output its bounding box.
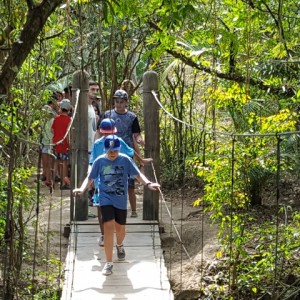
[150,90,300,138]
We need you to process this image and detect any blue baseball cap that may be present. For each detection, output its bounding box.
[100,118,117,133]
[104,135,121,151]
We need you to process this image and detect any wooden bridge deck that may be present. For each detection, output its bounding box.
[61,212,174,300]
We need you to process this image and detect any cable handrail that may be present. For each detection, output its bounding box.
[150,161,193,262]
[1,88,299,152]
[150,90,300,138]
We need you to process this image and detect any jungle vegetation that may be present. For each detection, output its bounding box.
[0,0,300,299]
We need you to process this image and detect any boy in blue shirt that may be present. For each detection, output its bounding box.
[73,135,160,275]
[90,118,152,246]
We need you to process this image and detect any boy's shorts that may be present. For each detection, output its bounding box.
[101,205,127,225]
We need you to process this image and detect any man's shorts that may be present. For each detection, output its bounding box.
[101,205,127,225]
[54,152,69,161]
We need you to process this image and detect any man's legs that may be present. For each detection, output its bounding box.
[42,152,52,186]
[128,178,137,217]
[128,187,137,212]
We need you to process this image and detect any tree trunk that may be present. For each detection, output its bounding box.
[0,0,63,101]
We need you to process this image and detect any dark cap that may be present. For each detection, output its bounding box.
[104,135,121,151]
[113,89,128,100]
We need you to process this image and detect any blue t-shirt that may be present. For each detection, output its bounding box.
[88,153,140,209]
[89,136,134,165]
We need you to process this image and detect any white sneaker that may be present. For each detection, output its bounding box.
[102,262,113,276]
[98,235,104,247]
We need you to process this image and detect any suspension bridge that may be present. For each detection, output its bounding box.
[2,69,299,299]
[59,187,174,300]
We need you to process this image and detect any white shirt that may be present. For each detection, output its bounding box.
[88,104,96,152]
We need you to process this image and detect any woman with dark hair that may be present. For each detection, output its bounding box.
[92,100,101,129]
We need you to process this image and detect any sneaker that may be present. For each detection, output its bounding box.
[102,262,113,276]
[130,211,138,218]
[98,235,104,247]
[116,244,125,261]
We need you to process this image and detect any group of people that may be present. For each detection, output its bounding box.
[41,89,72,190]
[41,82,101,191]
[84,81,159,276]
[41,79,160,276]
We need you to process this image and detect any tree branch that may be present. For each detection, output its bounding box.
[148,21,295,97]
[42,30,66,41]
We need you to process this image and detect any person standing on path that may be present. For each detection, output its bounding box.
[103,89,144,218]
[52,99,72,190]
[41,104,56,188]
[73,135,160,276]
[88,81,100,156]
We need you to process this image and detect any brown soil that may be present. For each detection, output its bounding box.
[159,188,219,300]
[38,185,70,264]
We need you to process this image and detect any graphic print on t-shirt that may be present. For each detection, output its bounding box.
[102,165,125,195]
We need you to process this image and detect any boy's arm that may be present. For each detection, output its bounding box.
[73,176,93,195]
[134,150,153,165]
[131,136,153,165]
[135,172,160,191]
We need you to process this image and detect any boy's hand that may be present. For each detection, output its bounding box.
[147,182,160,191]
[73,188,84,195]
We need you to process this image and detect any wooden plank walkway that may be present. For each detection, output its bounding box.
[61,211,174,300]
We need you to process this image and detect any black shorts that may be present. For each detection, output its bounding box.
[101,205,127,225]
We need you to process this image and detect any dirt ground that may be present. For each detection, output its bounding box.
[158,187,219,300]
[38,182,217,300]
[38,185,71,263]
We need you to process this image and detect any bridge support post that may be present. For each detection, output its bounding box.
[142,71,160,220]
[70,70,89,221]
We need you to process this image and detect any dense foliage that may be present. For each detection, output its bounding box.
[0,0,300,298]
